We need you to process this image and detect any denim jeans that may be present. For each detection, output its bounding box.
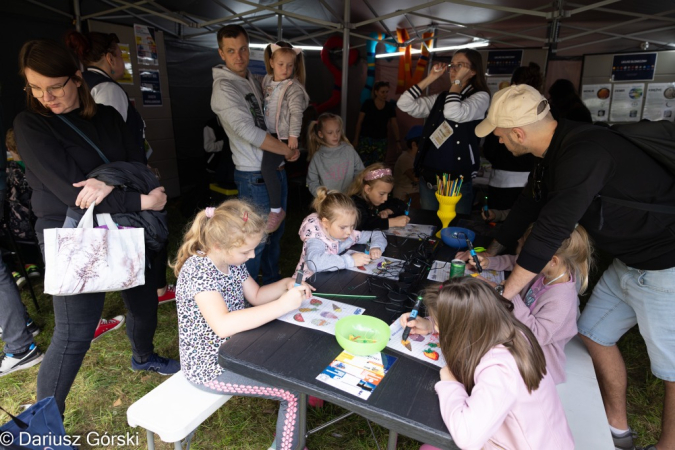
[0,257,33,354]
[419,176,474,215]
[234,169,287,285]
[35,218,159,413]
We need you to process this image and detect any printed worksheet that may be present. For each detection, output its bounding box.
[276,296,364,335]
[387,321,445,368]
[316,351,398,400]
[427,260,504,285]
[385,223,436,239]
[344,250,404,280]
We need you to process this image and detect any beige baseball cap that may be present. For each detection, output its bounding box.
[475,84,550,138]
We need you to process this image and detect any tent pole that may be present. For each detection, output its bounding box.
[74,0,82,31]
[340,0,350,121]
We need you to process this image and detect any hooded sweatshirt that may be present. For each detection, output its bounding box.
[295,213,387,280]
[306,142,364,196]
[211,65,268,172]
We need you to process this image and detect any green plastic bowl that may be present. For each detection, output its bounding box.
[335,315,391,356]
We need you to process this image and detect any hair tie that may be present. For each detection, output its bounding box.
[364,168,392,181]
[243,212,248,222]
[438,284,443,290]
[205,207,215,218]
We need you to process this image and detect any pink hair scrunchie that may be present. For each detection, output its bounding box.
[205,207,215,218]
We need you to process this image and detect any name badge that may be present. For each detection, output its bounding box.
[429,121,454,149]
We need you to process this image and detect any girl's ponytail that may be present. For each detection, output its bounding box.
[312,187,358,224]
[307,120,322,161]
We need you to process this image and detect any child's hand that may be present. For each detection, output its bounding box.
[288,136,298,150]
[439,365,457,382]
[454,250,470,261]
[481,209,496,222]
[280,286,306,310]
[284,278,315,297]
[389,215,410,228]
[398,314,432,335]
[351,252,371,267]
[378,209,394,218]
[369,247,382,259]
[467,253,489,270]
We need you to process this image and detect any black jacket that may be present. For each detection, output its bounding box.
[352,195,407,231]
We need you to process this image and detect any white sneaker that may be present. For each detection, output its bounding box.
[0,344,44,377]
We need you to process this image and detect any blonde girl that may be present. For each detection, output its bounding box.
[260,41,310,232]
[306,113,364,197]
[402,278,574,450]
[295,187,387,279]
[465,224,593,384]
[347,163,411,231]
[174,200,313,450]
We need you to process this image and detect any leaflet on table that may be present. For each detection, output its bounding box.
[316,350,398,400]
[428,260,504,284]
[384,223,435,239]
[276,296,364,335]
[387,320,445,368]
[344,250,404,280]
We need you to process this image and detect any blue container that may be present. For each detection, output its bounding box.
[440,227,476,250]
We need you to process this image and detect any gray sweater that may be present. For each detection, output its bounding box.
[306,142,364,196]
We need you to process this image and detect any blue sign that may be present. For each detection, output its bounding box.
[486,50,523,75]
[612,53,657,81]
[140,69,162,106]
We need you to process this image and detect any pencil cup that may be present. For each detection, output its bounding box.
[435,193,462,238]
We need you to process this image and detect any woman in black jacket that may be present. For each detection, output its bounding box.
[13,39,178,414]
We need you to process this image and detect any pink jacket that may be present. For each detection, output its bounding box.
[436,345,574,450]
[488,255,578,384]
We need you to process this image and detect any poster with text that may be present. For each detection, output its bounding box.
[611,53,657,82]
[486,77,511,97]
[134,24,158,65]
[610,83,645,122]
[117,44,133,85]
[581,84,612,122]
[642,82,675,122]
[140,70,162,106]
[486,50,522,75]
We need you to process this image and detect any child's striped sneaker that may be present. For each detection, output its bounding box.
[24,264,41,278]
[12,271,26,288]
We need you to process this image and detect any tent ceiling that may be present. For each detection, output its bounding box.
[8,0,675,56]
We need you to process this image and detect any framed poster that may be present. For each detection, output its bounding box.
[611,53,657,82]
[486,50,523,75]
[643,82,675,122]
[140,69,162,106]
[610,83,645,122]
[581,84,612,122]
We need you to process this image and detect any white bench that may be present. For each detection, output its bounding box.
[127,371,232,450]
[557,336,614,449]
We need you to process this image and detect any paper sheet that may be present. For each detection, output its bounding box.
[428,260,504,284]
[316,351,398,400]
[384,223,436,239]
[344,250,405,280]
[387,321,445,368]
[276,296,364,335]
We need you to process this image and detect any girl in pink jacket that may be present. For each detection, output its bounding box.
[401,278,574,450]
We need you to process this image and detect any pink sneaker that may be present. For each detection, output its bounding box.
[266,209,286,233]
[308,396,324,408]
[92,316,125,342]
[158,285,176,305]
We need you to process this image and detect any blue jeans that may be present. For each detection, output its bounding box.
[419,176,473,215]
[0,257,33,355]
[234,169,287,285]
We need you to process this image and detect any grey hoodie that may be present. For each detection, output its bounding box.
[306,142,365,197]
[211,65,267,172]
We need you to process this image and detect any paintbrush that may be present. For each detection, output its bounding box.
[401,296,423,349]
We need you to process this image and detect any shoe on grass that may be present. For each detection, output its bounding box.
[92,315,125,342]
[612,428,637,450]
[642,446,658,450]
[131,353,180,375]
[266,209,286,233]
[12,271,26,288]
[158,284,176,305]
[0,343,44,377]
[24,264,41,278]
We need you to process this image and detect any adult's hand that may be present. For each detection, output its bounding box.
[141,186,167,211]
[73,178,114,209]
[286,148,300,162]
[454,66,473,85]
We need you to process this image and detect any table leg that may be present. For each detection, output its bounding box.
[387,430,398,450]
[296,392,307,450]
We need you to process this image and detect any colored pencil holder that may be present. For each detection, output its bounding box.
[435,193,462,238]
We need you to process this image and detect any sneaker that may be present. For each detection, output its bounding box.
[308,396,324,408]
[24,264,41,278]
[0,320,39,339]
[612,428,637,450]
[158,285,176,305]
[0,343,44,377]
[12,271,26,288]
[642,446,657,450]
[131,353,180,375]
[266,209,286,233]
[92,315,125,342]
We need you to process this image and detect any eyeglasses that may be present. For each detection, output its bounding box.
[532,161,545,202]
[25,76,71,99]
[449,63,471,70]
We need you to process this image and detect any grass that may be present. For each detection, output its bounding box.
[0,195,665,449]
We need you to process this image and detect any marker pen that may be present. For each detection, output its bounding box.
[402,297,424,342]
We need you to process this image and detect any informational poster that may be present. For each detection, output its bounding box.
[134,24,158,65]
[610,83,645,123]
[317,351,397,400]
[117,43,133,85]
[611,53,657,82]
[642,82,675,122]
[486,77,511,97]
[248,49,267,76]
[140,69,162,106]
[581,84,612,122]
[486,50,522,75]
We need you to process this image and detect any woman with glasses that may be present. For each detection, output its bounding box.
[397,49,490,214]
[12,39,178,414]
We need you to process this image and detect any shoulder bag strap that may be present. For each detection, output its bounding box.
[56,115,110,164]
